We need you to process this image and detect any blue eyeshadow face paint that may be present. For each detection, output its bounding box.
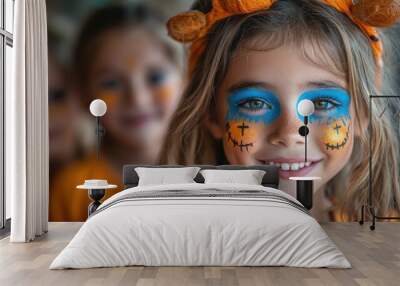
[226,88,281,124]
[296,88,351,124]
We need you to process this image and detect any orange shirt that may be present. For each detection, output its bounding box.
[49,154,123,222]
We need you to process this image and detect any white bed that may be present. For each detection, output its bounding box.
[50,183,351,269]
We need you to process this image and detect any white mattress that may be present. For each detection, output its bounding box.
[50,183,350,269]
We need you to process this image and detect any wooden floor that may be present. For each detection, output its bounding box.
[0,222,399,286]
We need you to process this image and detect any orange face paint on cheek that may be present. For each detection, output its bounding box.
[154,84,175,106]
[321,118,350,151]
[224,120,263,152]
[97,91,120,111]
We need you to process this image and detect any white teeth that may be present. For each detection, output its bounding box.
[281,163,290,171]
[290,163,300,171]
[265,161,314,171]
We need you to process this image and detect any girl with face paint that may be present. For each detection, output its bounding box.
[160,0,400,221]
[214,49,355,220]
[49,4,183,221]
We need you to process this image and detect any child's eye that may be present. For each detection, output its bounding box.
[238,99,272,112]
[313,99,339,111]
[147,70,167,87]
[100,78,123,90]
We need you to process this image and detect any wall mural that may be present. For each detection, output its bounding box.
[47,0,400,223]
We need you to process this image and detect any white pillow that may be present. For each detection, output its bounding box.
[200,169,266,185]
[135,167,201,186]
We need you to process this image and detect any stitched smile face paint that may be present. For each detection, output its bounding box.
[322,118,350,151]
[225,120,263,153]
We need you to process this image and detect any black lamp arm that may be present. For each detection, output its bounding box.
[298,116,310,163]
[304,115,309,125]
[95,117,106,160]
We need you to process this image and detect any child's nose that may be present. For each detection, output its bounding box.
[125,78,153,108]
[267,107,305,148]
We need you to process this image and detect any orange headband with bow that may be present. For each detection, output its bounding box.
[167,0,400,79]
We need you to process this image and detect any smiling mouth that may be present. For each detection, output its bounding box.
[257,158,323,176]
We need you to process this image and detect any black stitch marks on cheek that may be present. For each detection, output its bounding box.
[324,120,350,151]
[225,121,255,152]
[237,122,249,136]
[334,123,342,135]
[325,131,349,150]
[227,133,254,152]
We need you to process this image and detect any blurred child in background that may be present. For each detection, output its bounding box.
[50,3,183,221]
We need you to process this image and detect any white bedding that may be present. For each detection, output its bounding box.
[50,183,350,269]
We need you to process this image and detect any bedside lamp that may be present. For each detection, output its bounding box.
[89,99,107,160]
[297,99,315,163]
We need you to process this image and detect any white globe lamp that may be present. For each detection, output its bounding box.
[90,99,107,117]
[298,99,315,117]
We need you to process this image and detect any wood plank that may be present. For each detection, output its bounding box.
[0,222,399,286]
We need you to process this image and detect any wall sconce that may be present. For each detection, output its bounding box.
[297,99,315,163]
[89,99,107,160]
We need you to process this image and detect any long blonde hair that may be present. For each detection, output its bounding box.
[160,0,400,218]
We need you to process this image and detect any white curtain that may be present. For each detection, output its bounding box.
[7,0,49,242]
